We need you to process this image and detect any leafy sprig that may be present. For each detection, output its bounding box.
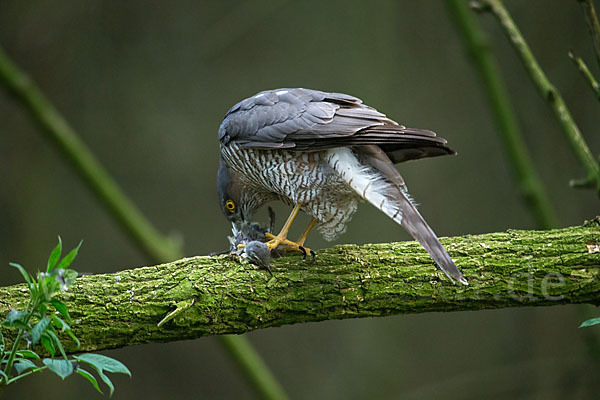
[0,237,130,396]
[579,317,600,328]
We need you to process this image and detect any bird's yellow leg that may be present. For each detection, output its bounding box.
[296,218,317,247]
[291,217,318,259]
[266,215,317,260]
[265,203,303,251]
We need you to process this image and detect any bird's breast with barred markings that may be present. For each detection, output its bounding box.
[220,143,360,240]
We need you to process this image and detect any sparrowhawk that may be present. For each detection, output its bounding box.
[217,88,467,285]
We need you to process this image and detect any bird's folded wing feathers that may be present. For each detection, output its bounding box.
[218,88,454,162]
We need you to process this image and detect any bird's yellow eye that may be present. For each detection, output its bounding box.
[225,200,236,212]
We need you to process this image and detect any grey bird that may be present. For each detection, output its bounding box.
[226,211,275,274]
[217,88,467,285]
[243,241,272,275]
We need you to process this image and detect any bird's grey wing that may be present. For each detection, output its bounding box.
[218,88,454,163]
[218,88,367,146]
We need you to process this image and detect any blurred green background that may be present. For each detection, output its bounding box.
[1,1,599,399]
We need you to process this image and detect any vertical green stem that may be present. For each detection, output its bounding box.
[3,330,25,382]
[481,0,600,197]
[0,44,288,399]
[578,0,600,69]
[3,299,34,381]
[445,0,558,228]
[221,335,289,400]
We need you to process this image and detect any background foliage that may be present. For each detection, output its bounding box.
[0,1,599,398]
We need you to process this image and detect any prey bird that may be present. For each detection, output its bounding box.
[217,88,467,285]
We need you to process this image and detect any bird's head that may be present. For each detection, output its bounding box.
[217,158,244,224]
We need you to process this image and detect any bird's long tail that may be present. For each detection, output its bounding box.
[327,148,468,285]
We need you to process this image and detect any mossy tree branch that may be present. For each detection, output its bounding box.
[477,0,600,197]
[1,224,599,354]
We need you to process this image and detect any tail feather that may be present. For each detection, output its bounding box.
[396,194,468,285]
[327,148,467,285]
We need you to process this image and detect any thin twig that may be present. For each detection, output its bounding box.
[446,0,558,229]
[6,366,48,384]
[578,0,600,69]
[0,44,288,400]
[480,0,600,197]
[570,176,596,189]
[568,51,600,101]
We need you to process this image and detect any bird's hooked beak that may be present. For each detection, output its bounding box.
[228,208,248,230]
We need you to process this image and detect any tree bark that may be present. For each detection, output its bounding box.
[1,223,599,353]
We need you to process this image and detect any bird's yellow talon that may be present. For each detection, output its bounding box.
[260,209,318,258]
[265,238,281,251]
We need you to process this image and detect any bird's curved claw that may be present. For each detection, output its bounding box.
[299,246,316,261]
[265,234,315,260]
[299,246,307,259]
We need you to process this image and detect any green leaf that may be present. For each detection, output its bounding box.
[99,371,114,396]
[50,299,71,323]
[40,335,55,357]
[46,236,62,273]
[55,241,82,271]
[46,329,67,360]
[42,358,73,380]
[63,269,78,289]
[15,350,40,360]
[40,274,50,301]
[579,317,600,328]
[14,359,37,374]
[31,317,51,344]
[3,319,29,331]
[28,283,38,300]
[64,269,78,282]
[75,353,131,377]
[0,368,8,384]
[75,353,131,397]
[77,367,102,394]
[51,314,70,332]
[0,329,4,354]
[67,331,80,349]
[57,321,81,349]
[46,278,59,297]
[37,303,47,317]
[9,263,31,285]
[51,316,80,348]
[4,309,28,326]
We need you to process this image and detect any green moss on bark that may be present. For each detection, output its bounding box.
[1,224,599,353]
